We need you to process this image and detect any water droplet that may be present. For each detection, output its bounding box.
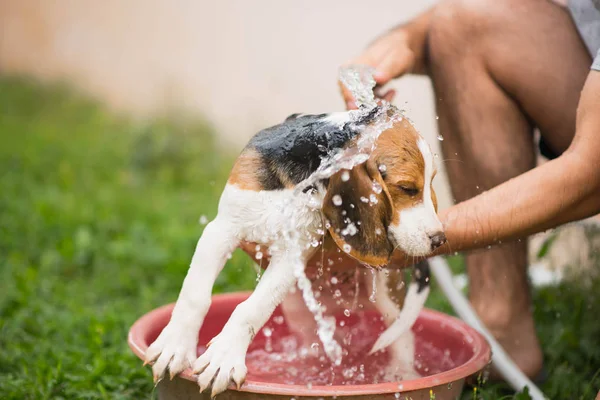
[375,228,382,235]
[330,277,338,285]
[263,327,272,337]
[378,164,387,173]
[369,194,378,204]
[344,309,350,317]
[395,393,401,399]
[437,134,444,141]
[368,267,377,303]
[332,195,343,206]
[343,244,352,253]
[255,251,263,260]
[341,222,358,236]
[342,367,356,379]
[255,244,261,251]
[199,215,208,225]
[372,181,382,194]
[360,196,369,203]
[341,171,350,181]
[311,239,320,247]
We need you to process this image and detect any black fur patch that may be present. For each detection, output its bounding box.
[247,107,383,188]
[413,260,430,293]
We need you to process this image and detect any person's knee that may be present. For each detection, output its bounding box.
[428,0,513,63]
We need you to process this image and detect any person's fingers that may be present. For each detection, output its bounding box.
[373,49,415,84]
[339,33,414,108]
[338,80,359,109]
[380,88,396,103]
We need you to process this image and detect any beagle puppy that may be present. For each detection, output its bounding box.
[144,105,446,396]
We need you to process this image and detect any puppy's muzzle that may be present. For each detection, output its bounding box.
[429,232,447,251]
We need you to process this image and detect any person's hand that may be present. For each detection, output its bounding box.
[340,9,434,109]
[340,30,412,109]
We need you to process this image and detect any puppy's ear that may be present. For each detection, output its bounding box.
[323,159,394,267]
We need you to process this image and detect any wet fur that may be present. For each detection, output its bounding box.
[145,110,444,396]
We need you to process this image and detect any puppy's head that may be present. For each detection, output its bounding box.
[323,119,445,266]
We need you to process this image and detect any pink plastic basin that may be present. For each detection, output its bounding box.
[129,292,491,399]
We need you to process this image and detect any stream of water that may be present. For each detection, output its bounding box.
[281,65,403,367]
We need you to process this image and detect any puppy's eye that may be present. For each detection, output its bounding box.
[399,186,419,196]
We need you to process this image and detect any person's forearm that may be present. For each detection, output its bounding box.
[390,71,600,266]
[436,71,600,254]
[437,151,600,254]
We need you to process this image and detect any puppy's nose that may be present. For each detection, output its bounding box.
[429,232,447,251]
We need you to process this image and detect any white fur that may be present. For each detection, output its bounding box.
[389,137,443,256]
[146,135,442,395]
[323,111,353,127]
[370,281,430,355]
[145,218,239,381]
[367,270,421,380]
[374,137,442,356]
[146,184,324,394]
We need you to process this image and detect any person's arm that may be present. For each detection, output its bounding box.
[393,70,600,262]
[340,7,435,109]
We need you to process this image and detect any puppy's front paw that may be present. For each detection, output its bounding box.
[144,324,197,382]
[193,332,248,397]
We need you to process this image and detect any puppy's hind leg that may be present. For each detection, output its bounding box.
[369,269,420,381]
[194,251,301,397]
[145,218,238,382]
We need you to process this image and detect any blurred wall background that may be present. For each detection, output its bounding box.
[0,0,451,208]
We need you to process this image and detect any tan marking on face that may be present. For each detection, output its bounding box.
[323,118,444,265]
[372,119,434,224]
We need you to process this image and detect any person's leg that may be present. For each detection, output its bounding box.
[427,0,591,378]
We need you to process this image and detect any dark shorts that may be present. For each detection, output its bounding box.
[569,0,600,70]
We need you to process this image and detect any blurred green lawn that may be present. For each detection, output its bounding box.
[0,76,598,400]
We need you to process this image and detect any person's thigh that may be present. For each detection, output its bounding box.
[430,0,592,157]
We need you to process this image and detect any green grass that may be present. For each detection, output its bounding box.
[0,76,598,399]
